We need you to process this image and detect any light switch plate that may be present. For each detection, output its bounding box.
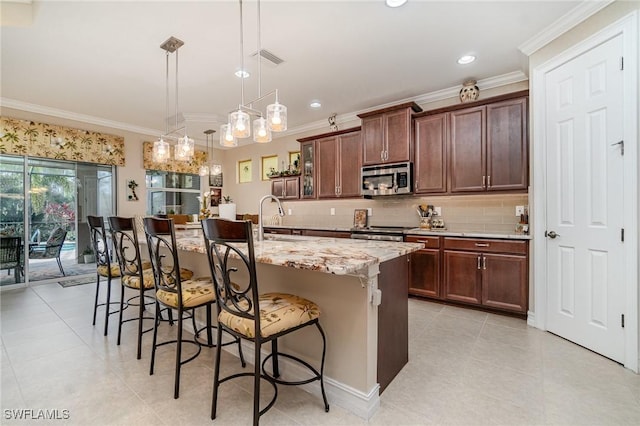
[287,209,292,215]
[434,207,442,216]
[367,208,372,216]
[330,208,335,216]
[515,205,525,216]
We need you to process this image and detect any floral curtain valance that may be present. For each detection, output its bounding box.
[0,117,125,166]
[142,141,207,174]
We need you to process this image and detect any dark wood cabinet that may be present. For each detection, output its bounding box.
[298,127,361,199]
[300,141,316,199]
[414,113,447,194]
[448,97,528,193]
[486,97,528,191]
[449,105,486,192]
[443,237,528,313]
[358,102,421,166]
[301,229,350,239]
[316,130,362,198]
[270,176,299,199]
[405,235,441,298]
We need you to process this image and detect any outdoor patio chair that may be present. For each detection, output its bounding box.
[29,227,67,276]
[0,236,23,283]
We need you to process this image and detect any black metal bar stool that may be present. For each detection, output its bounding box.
[108,216,158,359]
[143,217,245,399]
[201,218,329,425]
[88,215,122,336]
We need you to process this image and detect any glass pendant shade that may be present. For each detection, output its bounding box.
[153,137,170,163]
[230,109,251,138]
[175,135,194,161]
[253,117,272,143]
[267,102,287,132]
[211,164,222,175]
[219,124,238,147]
[198,165,210,176]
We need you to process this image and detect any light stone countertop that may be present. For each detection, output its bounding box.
[171,231,422,275]
[264,225,532,240]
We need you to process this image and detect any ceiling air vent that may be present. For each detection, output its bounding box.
[250,49,284,66]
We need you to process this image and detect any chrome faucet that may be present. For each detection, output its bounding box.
[257,195,285,241]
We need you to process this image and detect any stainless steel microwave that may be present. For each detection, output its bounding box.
[361,162,412,196]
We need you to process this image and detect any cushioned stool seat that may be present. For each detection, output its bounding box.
[219,293,321,338]
[97,264,122,278]
[156,279,215,308]
[122,267,193,290]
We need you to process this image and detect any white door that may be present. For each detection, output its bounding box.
[545,34,625,362]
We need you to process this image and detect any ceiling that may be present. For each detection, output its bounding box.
[1,1,589,146]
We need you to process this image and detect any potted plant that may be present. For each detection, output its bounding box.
[82,246,95,264]
[218,196,236,220]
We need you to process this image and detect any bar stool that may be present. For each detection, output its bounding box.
[88,215,122,336]
[201,218,329,425]
[143,217,245,399]
[108,216,156,359]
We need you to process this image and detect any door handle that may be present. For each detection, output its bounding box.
[545,230,560,239]
[477,255,481,270]
[482,255,487,270]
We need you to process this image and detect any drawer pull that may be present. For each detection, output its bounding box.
[416,240,430,244]
[475,243,490,247]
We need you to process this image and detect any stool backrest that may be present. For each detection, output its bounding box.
[201,218,260,336]
[108,216,144,278]
[0,236,22,268]
[87,216,111,270]
[143,217,184,305]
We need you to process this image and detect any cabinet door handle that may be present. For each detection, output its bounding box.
[483,255,487,270]
[475,243,489,247]
[487,175,491,187]
[482,175,486,187]
[385,150,389,161]
[415,181,419,190]
[381,151,384,161]
[477,255,481,270]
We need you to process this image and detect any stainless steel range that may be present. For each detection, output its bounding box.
[350,226,412,242]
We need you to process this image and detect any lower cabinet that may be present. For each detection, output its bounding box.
[407,235,529,314]
[406,236,441,299]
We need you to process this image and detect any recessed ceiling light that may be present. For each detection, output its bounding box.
[386,0,408,7]
[310,101,322,108]
[234,69,250,78]
[457,55,476,65]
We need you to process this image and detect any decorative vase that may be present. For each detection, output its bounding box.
[219,203,236,221]
[459,80,480,103]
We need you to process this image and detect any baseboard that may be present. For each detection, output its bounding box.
[191,319,380,420]
[527,310,536,327]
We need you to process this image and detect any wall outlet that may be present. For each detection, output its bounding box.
[287,209,292,215]
[330,208,335,216]
[434,206,442,216]
[515,205,525,216]
[367,208,372,216]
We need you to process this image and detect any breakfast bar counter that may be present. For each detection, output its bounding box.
[169,230,421,419]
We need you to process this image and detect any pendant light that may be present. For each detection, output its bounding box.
[199,130,215,176]
[152,36,194,162]
[221,0,287,145]
[252,0,272,143]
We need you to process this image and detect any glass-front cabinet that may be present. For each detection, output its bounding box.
[300,141,315,199]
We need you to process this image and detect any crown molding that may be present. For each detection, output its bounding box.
[518,0,614,56]
[0,98,161,137]
[281,70,528,139]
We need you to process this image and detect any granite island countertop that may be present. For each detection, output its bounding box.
[171,231,421,275]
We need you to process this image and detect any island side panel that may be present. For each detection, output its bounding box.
[377,254,409,393]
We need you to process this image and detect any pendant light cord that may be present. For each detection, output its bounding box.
[165,50,169,135]
[239,0,245,107]
[257,0,262,100]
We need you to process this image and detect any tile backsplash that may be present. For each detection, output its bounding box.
[268,193,529,233]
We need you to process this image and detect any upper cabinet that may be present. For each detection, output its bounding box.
[414,91,529,194]
[298,127,362,199]
[300,141,316,199]
[414,113,448,194]
[358,102,422,166]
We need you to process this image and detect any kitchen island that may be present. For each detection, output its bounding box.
[168,230,421,419]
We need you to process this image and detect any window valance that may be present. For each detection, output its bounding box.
[0,117,125,166]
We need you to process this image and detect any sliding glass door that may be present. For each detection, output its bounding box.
[0,155,115,286]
